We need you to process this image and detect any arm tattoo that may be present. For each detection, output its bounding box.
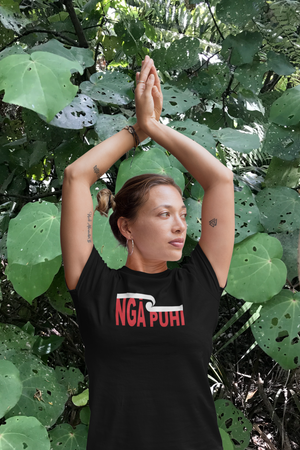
[93,165,100,176]
[209,218,217,227]
[87,211,92,243]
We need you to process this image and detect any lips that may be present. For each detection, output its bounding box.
[169,238,184,248]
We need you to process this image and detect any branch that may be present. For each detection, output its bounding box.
[62,0,89,48]
[205,0,224,41]
[0,190,62,201]
[0,29,79,53]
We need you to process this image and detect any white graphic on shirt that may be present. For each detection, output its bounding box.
[116,293,183,312]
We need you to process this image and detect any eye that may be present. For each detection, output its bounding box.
[159,212,169,217]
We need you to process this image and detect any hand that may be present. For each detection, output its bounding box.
[135,55,163,133]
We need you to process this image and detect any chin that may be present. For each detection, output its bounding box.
[166,250,183,262]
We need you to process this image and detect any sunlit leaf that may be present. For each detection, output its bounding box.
[212,128,260,152]
[270,85,300,126]
[221,32,262,66]
[216,0,265,27]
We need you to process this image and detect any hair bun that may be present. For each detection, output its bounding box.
[95,188,116,217]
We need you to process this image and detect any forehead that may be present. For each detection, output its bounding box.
[145,184,184,206]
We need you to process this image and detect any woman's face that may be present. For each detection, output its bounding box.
[126,184,187,263]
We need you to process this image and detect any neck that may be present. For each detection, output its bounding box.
[125,255,168,274]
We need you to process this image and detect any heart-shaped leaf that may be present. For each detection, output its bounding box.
[0,52,83,121]
[251,290,300,369]
[226,233,287,303]
[0,416,50,450]
[48,423,88,450]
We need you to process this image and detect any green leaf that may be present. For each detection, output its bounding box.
[95,113,129,141]
[212,128,260,152]
[164,37,201,71]
[5,256,62,303]
[115,147,185,193]
[221,32,262,66]
[190,64,231,101]
[167,119,216,153]
[0,416,50,450]
[7,201,61,265]
[215,399,251,450]
[46,267,75,315]
[256,186,300,232]
[0,359,23,418]
[235,60,269,94]
[262,123,300,161]
[216,0,265,27]
[54,136,92,182]
[267,51,295,76]
[234,182,264,243]
[273,230,299,282]
[219,428,235,450]
[4,353,68,427]
[54,366,84,396]
[270,85,300,126]
[184,197,202,241]
[93,210,128,270]
[161,85,199,116]
[80,406,91,425]
[101,35,123,61]
[32,335,64,356]
[114,18,145,43]
[0,52,83,121]
[0,1,29,33]
[45,94,98,130]
[30,39,94,71]
[226,233,287,303]
[80,70,134,106]
[264,156,300,188]
[48,423,88,450]
[251,290,300,369]
[0,323,36,359]
[0,44,25,62]
[72,388,89,407]
[28,141,48,167]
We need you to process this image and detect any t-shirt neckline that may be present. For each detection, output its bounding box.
[119,265,171,279]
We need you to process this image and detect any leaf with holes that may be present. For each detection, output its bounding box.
[95,113,129,141]
[0,416,50,450]
[273,230,299,282]
[226,233,287,303]
[212,128,260,152]
[44,94,98,129]
[234,182,264,243]
[262,123,300,161]
[48,423,88,450]
[80,71,134,106]
[251,290,300,369]
[168,119,216,153]
[115,147,185,193]
[161,85,199,116]
[4,352,68,427]
[235,61,269,94]
[221,32,262,66]
[256,186,300,232]
[0,359,23,418]
[219,428,235,450]
[270,85,300,126]
[7,201,61,265]
[0,52,83,121]
[190,64,231,101]
[216,0,265,27]
[264,156,300,189]
[164,37,201,71]
[215,399,252,450]
[5,256,62,303]
[55,366,84,396]
[0,323,36,359]
[46,267,75,315]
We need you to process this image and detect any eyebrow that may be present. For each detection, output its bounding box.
[152,204,187,211]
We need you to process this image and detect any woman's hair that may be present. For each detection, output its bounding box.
[95,173,182,247]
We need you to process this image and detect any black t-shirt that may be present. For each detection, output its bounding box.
[69,243,224,450]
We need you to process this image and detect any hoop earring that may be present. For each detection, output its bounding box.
[126,238,134,256]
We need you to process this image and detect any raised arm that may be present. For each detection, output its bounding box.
[61,56,162,290]
[135,72,235,289]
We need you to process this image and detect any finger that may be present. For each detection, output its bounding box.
[144,73,155,94]
[138,57,154,84]
[150,65,161,93]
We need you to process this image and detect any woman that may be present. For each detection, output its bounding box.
[61,55,235,449]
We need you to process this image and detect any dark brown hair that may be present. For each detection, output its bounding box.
[95,173,182,247]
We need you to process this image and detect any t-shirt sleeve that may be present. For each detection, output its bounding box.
[182,243,227,299]
[67,245,108,306]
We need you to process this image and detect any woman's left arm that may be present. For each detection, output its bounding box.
[136,75,234,289]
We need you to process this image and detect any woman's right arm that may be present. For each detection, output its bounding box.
[61,56,161,290]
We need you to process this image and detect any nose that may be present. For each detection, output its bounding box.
[172,214,187,234]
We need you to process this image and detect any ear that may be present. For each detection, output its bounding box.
[117,216,133,240]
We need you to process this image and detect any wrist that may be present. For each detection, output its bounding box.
[133,123,149,143]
